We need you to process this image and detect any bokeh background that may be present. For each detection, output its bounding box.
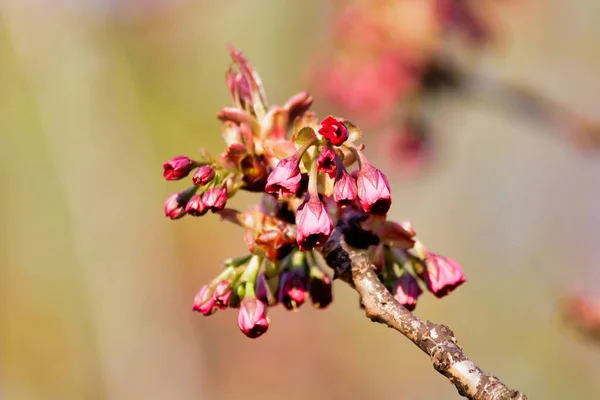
[2,0,600,399]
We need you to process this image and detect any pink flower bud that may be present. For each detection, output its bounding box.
[185,194,208,217]
[164,192,188,220]
[237,297,269,339]
[163,156,196,181]
[192,285,217,316]
[192,165,215,186]
[318,116,349,146]
[309,273,333,309]
[202,186,228,212]
[278,269,308,311]
[265,156,302,196]
[420,252,466,298]
[317,148,338,179]
[356,162,392,215]
[333,170,358,207]
[295,195,334,250]
[392,273,422,311]
[213,280,233,310]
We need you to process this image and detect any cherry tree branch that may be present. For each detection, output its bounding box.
[320,225,528,400]
[464,69,600,150]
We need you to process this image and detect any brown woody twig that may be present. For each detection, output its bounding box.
[320,225,527,400]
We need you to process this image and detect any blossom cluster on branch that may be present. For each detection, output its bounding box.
[162,47,465,339]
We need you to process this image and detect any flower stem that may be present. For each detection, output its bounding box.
[307,157,319,196]
[344,144,363,170]
[241,255,262,297]
[224,254,253,268]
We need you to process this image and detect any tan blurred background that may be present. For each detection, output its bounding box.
[2,1,600,399]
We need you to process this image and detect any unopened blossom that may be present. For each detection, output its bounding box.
[192,165,215,186]
[185,194,208,217]
[164,192,189,220]
[237,297,269,339]
[163,155,196,181]
[295,194,334,250]
[202,186,228,212]
[318,116,349,146]
[265,155,302,196]
[213,280,233,310]
[333,169,357,207]
[317,148,338,179]
[278,268,308,310]
[420,252,466,298]
[392,273,422,311]
[192,285,217,316]
[356,160,392,215]
[309,272,333,309]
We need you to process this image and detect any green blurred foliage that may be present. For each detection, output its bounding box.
[1,1,600,399]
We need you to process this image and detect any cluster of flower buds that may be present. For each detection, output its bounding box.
[192,251,334,338]
[163,47,465,338]
[365,221,466,310]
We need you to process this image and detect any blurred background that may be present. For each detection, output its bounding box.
[2,0,600,399]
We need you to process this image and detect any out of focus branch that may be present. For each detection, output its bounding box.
[320,225,527,400]
[465,69,600,150]
[422,56,600,149]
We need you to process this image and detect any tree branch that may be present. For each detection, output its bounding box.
[320,226,528,400]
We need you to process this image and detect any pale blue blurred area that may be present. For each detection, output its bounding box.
[1,1,600,399]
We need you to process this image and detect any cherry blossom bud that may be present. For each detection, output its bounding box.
[278,268,309,311]
[192,165,215,186]
[309,272,333,309]
[192,285,217,316]
[295,194,334,250]
[237,297,269,339]
[420,252,466,298]
[333,170,357,207]
[164,188,196,220]
[164,193,186,220]
[392,273,422,311]
[318,116,349,146]
[356,162,392,215]
[317,148,338,179]
[202,186,228,212]
[265,155,302,196]
[163,156,196,180]
[185,194,208,217]
[213,280,233,310]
